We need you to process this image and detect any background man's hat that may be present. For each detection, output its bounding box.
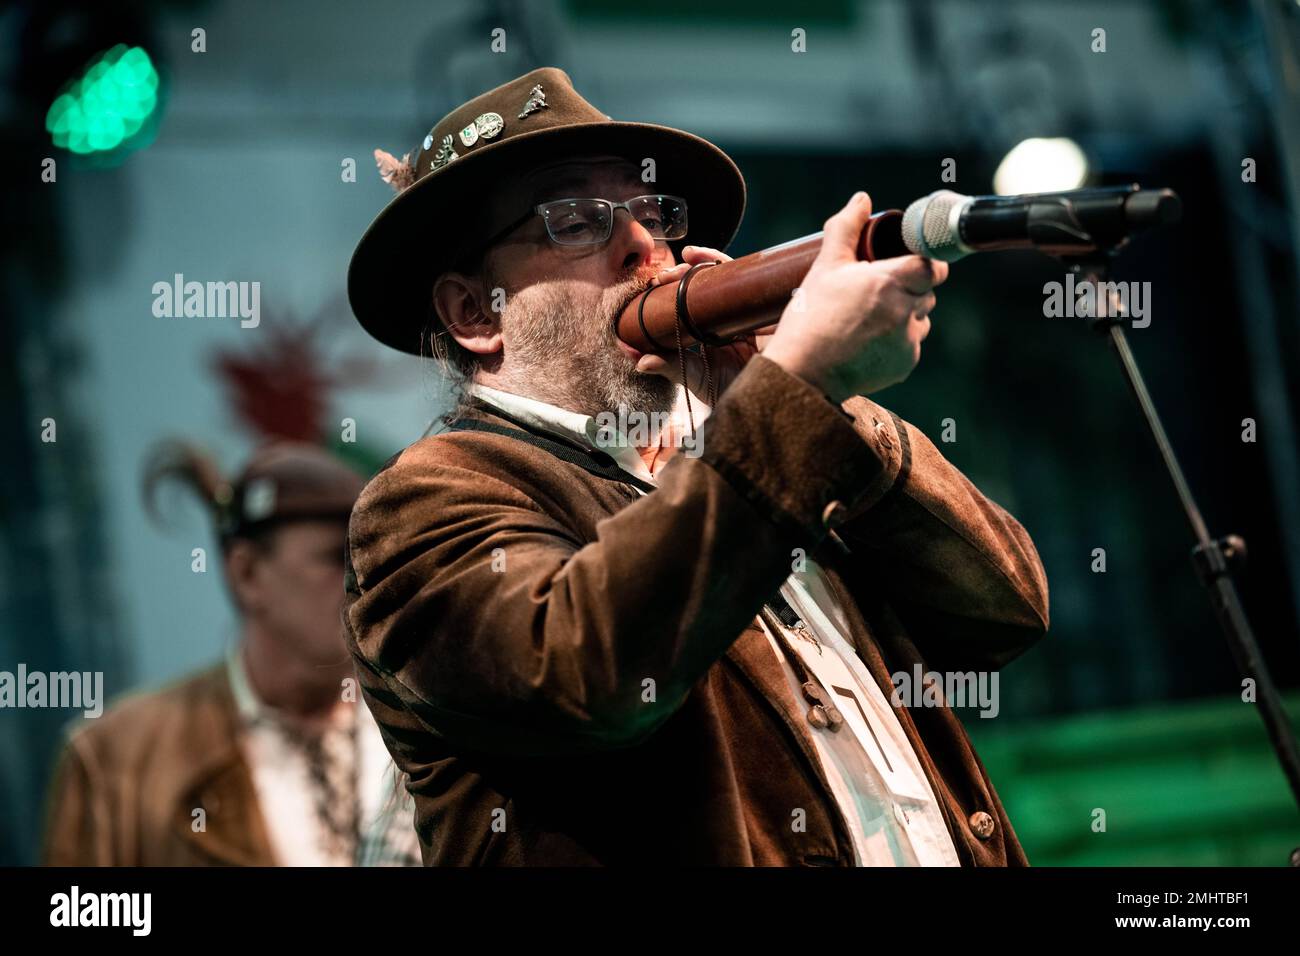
[347,66,747,356]
[219,444,366,537]
[144,441,367,543]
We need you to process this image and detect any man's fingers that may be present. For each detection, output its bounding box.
[879,284,938,327]
[913,314,932,343]
[682,245,729,264]
[875,254,949,294]
[636,352,672,378]
[653,246,732,288]
[637,351,703,390]
[650,263,690,288]
[818,191,874,265]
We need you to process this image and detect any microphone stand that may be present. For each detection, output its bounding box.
[1065,253,1300,864]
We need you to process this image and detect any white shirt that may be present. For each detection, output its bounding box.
[226,645,420,866]
[465,380,959,866]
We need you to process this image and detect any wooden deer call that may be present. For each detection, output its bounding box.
[616,209,907,353]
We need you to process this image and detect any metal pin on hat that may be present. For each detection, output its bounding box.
[518,84,548,119]
[431,134,458,170]
[474,111,504,140]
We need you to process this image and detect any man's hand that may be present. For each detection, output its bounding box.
[762,192,947,402]
[634,245,769,399]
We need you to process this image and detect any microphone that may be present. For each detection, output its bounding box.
[900,185,1181,262]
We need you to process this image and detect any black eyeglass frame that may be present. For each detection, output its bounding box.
[476,193,690,253]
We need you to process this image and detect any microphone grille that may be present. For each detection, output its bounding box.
[901,190,967,261]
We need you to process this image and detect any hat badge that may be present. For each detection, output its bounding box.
[475,111,504,140]
[430,134,458,170]
[518,84,548,119]
[242,477,277,523]
[460,111,505,148]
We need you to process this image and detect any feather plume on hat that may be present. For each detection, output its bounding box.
[374,149,415,192]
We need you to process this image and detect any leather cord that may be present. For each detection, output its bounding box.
[673,259,723,439]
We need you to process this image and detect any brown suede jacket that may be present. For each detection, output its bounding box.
[43,664,277,866]
[344,354,1050,866]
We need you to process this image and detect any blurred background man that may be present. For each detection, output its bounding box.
[42,441,420,866]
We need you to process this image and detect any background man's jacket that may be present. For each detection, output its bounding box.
[345,355,1050,866]
[43,665,277,866]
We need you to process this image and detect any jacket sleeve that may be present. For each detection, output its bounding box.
[345,355,891,757]
[42,731,114,866]
[830,395,1050,671]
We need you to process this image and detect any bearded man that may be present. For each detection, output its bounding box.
[344,67,1049,867]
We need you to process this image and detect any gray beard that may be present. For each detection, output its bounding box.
[492,272,677,418]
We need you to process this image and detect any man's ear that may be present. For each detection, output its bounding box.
[433,270,503,358]
[224,539,261,615]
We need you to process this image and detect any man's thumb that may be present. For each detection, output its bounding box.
[818,191,874,264]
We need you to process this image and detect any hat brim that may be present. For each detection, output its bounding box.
[347,121,746,356]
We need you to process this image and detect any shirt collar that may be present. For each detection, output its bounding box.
[466,381,709,486]
[226,642,262,725]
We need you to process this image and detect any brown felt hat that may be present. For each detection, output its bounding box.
[347,66,747,356]
[219,443,366,539]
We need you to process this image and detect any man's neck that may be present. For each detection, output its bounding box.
[239,628,350,725]
[635,418,685,475]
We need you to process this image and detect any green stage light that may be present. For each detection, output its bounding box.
[46,44,160,156]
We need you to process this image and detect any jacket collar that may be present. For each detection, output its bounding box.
[167,662,278,866]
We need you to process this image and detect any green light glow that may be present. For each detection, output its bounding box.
[45,44,160,155]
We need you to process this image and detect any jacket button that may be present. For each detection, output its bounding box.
[968,810,996,839]
[822,500,848,529]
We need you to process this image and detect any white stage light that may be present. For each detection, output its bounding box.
[993,137,1089,195]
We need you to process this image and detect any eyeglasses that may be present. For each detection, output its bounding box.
[538,194,689,245]
[482,194,690,250]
